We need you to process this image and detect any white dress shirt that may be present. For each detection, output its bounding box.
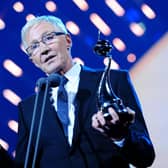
[51,63,81,145]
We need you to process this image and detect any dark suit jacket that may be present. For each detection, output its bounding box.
[14,66,155,168]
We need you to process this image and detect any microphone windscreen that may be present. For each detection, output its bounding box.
[47,73,61,87]
[36,77,47,90]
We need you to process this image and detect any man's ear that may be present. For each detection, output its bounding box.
[65,34,72,49]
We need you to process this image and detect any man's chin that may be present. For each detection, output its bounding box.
[45,68,60,75]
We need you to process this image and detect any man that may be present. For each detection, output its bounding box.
[15,15,155,168]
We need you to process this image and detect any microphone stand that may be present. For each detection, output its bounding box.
[31,79,50,168]
[24,78,46,168]
[24,74,61,168]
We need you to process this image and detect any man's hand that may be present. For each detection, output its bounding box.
[91,107,135,141]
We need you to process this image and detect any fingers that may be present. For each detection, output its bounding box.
[91,106,136,139]
[91,113,99,128]
[91,108,120,129]
[126,107,135,123]
[91,112,105,133]
[91,107,136,131]
[108,107,119,124]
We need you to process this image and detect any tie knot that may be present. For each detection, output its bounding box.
[60,76,68,86]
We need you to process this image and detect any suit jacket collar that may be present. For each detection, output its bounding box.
[78,65,98,92]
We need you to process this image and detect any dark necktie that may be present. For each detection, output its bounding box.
[57,76,69,136]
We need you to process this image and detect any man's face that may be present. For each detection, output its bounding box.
[25,21,72,75]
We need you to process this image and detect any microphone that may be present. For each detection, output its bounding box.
[47,73,61,87]
[36,77,47,90]
[36,73,61,89]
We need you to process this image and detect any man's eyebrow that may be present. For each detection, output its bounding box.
[42,31,53,36]
[29,31,51,44]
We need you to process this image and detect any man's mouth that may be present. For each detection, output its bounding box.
[44,55,56,63]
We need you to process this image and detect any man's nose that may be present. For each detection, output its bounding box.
[41,48,50,55]
[40,43,51,55]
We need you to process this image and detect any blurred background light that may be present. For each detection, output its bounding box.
[66,21,80,35]
[90,13,111,35]
[45,1,57,12]
[141,3,156,19]
[8,120,18,133]
[13,1,24,13]
[105,0,125,17]
[26,14,36,21]
[0,139,9,150]
[103,57,119,69]
[112,37,126,52]
[72,0,89,11]
[127,53,136,63]
[0,18,5,30]
[3,89,21,106]
[129,22,146,36]
[73,57,84,65]
[3,59,23,77]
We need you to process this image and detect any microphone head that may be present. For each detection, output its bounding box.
[47,73,61,87]
[36,77,47,90]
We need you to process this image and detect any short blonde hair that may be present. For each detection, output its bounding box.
[21,15,68,48]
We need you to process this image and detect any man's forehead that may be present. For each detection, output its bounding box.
[26,22,59,42]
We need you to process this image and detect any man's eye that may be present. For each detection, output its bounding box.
[45,34,55,41]
[31,43,39,49]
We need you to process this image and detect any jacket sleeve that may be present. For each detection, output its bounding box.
[115,70,155,167]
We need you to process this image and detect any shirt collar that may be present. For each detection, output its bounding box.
[64,63,81,83]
